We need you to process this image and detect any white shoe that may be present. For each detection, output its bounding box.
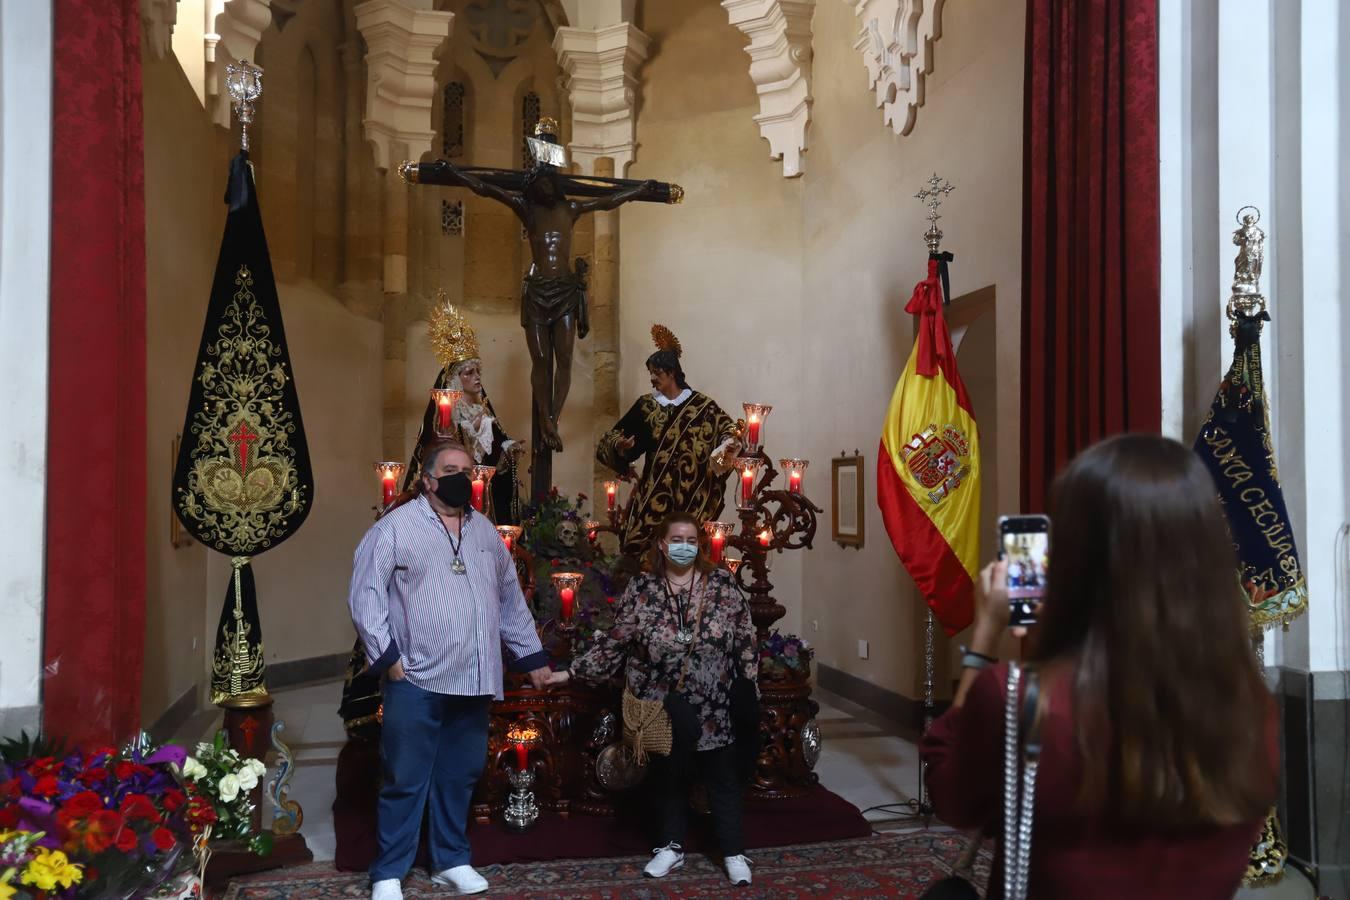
[431,865,488,895]
[643,842,685,878]
[725,854,752,886]
[371,878,403,900]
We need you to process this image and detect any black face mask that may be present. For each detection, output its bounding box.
[431,472,472,509]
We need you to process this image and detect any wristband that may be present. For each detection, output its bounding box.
[959,645,997,670]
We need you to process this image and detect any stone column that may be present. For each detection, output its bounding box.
[554,19,649,499]
[353,0,453,459]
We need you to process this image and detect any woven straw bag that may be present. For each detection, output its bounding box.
[621,687,672,764]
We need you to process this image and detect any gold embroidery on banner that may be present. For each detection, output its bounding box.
[177,265,308,553]
[211,555,269,706]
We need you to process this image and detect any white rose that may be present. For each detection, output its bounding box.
[236,768,259,791]
[183,757,208,781]
[218,773,241,803]
[246,759,266,778]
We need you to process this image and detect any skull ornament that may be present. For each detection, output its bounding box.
[557,519,579,549]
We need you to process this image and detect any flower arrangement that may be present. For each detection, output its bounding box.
[759,631,812,681]
[1,737,197,898]
[0,830,84,898]
[178,733,271,857]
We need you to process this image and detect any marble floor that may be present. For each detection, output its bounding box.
[176,678,1315,899]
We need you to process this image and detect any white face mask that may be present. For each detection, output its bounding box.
[664,542,699,566]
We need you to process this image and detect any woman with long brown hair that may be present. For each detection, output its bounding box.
[922,434,1276,898]
[547,512,758,885]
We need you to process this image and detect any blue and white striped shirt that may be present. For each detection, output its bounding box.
[348,494,548,698]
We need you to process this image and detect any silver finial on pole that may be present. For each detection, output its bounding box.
[1228,205,1266,326]
[226,60,264,152]
[914,173,955,253]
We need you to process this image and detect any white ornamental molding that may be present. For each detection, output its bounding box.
[722,0,814,178]
[206,0,273,129]
[140,0,179,60]
[553,22,651,177]
[354,0,454,171]
[845,0,944,136]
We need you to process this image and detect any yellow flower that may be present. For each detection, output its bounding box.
[21,848,84,892]
[0,879,15,900]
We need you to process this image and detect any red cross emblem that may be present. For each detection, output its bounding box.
[228,421,261,475]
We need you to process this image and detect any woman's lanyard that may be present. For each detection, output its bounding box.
[663,574,700,645]
[438,516,467,574]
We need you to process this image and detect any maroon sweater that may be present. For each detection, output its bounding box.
[921,663,1274,900]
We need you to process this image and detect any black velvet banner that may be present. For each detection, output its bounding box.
[1192,313,1308,631]
[172,152,313,705]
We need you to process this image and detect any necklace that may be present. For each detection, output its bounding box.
[664,574,700,644]
[439,517,467,574]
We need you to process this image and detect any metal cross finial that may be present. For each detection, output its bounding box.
[226,60,264,151]
[914,173,955,253]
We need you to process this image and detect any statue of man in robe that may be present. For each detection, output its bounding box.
[425,119,662,452]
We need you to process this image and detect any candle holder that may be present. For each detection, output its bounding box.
[550,571,584,628]
[584,519,602,545]
[725,557,742,576]
[502,722,541,832]
[429,388,463,438]
[704,521,734,564]
[603,479,621,518]
[735,457,763,510]
[373,461,405,508]
[471,465,496,513]
[779,458,809,495]
[496,525,522,554]
[741,403,773,455]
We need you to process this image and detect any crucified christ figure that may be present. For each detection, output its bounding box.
[426,149,661,452]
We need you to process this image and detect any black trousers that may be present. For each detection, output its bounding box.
[651,745,744,856]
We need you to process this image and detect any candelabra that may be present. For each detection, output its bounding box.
[502,723,541,832]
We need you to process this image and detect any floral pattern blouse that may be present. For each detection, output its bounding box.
[569,568,758,751]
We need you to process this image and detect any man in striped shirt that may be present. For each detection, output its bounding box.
[349,439,550,899]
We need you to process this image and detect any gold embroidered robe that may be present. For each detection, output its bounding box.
[597,390,737,557]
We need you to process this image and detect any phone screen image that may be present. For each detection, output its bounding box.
[1001,523,1049,625]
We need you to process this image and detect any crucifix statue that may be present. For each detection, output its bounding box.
[401,118,681,498]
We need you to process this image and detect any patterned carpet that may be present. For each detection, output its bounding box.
[225,831,990,899]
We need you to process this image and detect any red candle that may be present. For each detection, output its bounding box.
[747,414,761,447]
[759,529,772,547]
[789,470,802,494]
[471,477,486,511]
[437,397,454,432]
[382,473,397,506]
[560,587,575,618]
[741,468,755,505]
[588,529,598,543]
[514,742,529,770]
[710,531,725,563]
[606,483,617,512]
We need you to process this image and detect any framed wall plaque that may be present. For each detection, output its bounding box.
[832,452,865,549]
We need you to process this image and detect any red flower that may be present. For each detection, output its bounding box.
[120,793,159,821]
[0,805,18,828]
[0,777,20,800]
[92,746,119,760]
[114,761,152,781]
[184,795,217,828]
[61,791,106,818]
[151,827,177,852]
[78,766,109,786]
[67,809,123,854]
[28,756,59,777]
[162,788,186,812]
[32,774,61,798]
[115,826,140,853]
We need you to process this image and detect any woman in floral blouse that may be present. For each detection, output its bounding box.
[548,512,759,886]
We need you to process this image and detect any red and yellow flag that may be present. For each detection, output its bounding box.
[877,258,981,634]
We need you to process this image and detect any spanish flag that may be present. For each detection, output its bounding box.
[877,257,981,634]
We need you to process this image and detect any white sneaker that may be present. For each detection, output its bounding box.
[371,878,403,900]
[725,854,752,886]
[431,865,488,895]
[643,842,685,878]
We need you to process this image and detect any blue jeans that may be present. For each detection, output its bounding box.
[370,679,491,881]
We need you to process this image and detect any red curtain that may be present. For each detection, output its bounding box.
[44,0,147,745]
[1020,0,1161,512]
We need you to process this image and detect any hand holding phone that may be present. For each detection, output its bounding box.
[998,515,1050,627]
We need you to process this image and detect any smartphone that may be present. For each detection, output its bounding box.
[998,515,1050,627]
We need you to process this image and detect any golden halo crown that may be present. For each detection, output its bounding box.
[428,292,480,368]
[534,116,560,138]
[651,324,682,357]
